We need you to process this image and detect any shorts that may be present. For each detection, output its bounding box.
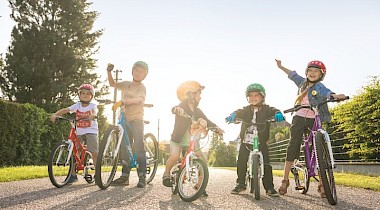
[78,133,99,154]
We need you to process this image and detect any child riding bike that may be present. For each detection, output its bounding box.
[50,84,99,184]
[225,83,284,196]
[162,80,224,196]
[106,61,149,188]
[275,59,347,197]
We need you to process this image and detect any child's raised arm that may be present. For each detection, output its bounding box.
[275,59,291,75]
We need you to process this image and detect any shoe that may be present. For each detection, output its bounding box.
[111,176,129,185]
[278,179,290,195]
[318,182,326,198]
[231,183,246,194]
[137,173,146,188]
[66,175,78,184]
[266,188,280,197]
[162,175,172,187]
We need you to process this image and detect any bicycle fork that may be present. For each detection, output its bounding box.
[318,129,335,169]
[185,151,197,182]
[248,151,264,179]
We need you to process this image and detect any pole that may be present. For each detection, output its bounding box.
[112,69,122,124]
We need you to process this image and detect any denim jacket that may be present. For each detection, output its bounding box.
[288,71,334,122]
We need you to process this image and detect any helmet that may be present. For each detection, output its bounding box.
[78,84,95,98]
[306,60,326,80]
[177,81,205,102]
[132,61,149,74]
[246,83,265,97]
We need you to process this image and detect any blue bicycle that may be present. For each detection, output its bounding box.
[95,99,159,189]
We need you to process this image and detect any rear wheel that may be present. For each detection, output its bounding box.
[252,154,260,200]
[48,141,73,188]
[178,159,209,202]
[95,125,121,189]
[144,133,159,184]
[316,132,337,205]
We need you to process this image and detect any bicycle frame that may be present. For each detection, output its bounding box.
[182,128,205,181]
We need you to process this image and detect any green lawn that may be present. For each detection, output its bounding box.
[1,166,379,191]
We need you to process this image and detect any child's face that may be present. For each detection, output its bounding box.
[247,92,263,106]
[306,67,323,82]
[79,90,93,101]
[132,67,147,82]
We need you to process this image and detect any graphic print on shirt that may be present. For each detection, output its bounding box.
[76,110,92,128]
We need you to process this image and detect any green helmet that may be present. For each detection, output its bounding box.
[132,61,149,74]
[246,83,266,97]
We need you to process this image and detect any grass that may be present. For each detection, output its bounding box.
[217,167,380,191]
[1,166,379,191]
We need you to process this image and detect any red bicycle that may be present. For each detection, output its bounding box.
[48,116,95,188]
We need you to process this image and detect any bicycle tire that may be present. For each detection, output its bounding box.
[178,159,209,202]
[252,153,260,200]
[144,133,159,184]
[95,125,121,189]
[316,132,338,205]
[48,141,73,188]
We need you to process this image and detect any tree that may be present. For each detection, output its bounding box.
[1,0,103,112]
[208,133,237,167]
[330,76,380,161]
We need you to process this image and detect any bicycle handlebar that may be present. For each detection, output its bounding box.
[230,117,276,125]
[97,99,153,108]
[56,116,94,123]
[283,96,350,114]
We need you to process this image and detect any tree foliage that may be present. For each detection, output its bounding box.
[330,76,380,161]
[1,0,103,112]
[208,133,237,167]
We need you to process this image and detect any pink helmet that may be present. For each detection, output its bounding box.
[78,84,95,97]
[306,60,326,80]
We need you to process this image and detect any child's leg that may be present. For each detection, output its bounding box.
[236,143,250,185]
[163,142,182,176]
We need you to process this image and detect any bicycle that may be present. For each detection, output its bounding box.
[169,113,218,202]
[227,117,276,200]
[95,99,159,189]
[48,116,95,188]
[283,96,349,205]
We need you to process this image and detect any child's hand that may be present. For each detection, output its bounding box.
[225,112,237,123]
[274,112,284,122]
[50,114,58,123]
[107,63,114,72]
[275,59,282,68]
[215,127,225,135]
[331,94,348,101]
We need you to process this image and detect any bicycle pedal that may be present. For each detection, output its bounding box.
[295,186,305,190]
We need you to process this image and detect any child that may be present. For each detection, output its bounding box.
[275,59,347,197]
[162,80,223,196]
[107,61,149,188]
[225,83,284,196]
[50,84,99,184]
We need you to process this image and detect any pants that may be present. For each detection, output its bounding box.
[119,119,146,175]
[286,115,315,161]
[236,142,274,191]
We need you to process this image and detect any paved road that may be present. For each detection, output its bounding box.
[0,168,379,210]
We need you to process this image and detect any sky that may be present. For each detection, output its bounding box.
[1,1,379,143]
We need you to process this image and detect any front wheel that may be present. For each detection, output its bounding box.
[252,153,260,200]
[144,133,159,184]
[48,141,73,188]
[95,125,121,189]
[178,159,209,202]
[316,132,337,205]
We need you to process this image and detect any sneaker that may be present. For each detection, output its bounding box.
[137,173,146,188]
[231,183,246,194]
[162,176,172,187]
[111,176,129,185]
[266,188,280,197]
[66,175,78,184]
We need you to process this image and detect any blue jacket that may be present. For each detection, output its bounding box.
[288,71,334,122]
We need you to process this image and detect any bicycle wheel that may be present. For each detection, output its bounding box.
[48,141,73,188]
[144,133,159,184]
[292,165,310,194]
[252,153,260,200]
[178,159,209,202]
[316,132,337,205]
[95,125,121,189]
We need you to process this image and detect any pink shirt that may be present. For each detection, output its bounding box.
[295,93,315,119]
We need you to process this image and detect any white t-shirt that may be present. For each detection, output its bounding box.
[68,102,98,135]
